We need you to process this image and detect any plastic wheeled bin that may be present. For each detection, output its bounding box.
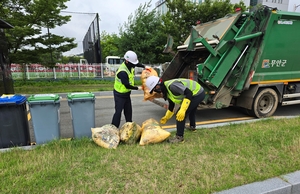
[0,94,31,148]
[27,94,60,144]
[67,92,95,138]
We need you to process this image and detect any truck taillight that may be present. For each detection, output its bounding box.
[235,8,241,12]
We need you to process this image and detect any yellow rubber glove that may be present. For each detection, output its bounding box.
[176,98,191,121]
[160,110,174,124]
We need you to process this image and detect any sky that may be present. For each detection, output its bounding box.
[51,0,156,56]
[53,0,300,56]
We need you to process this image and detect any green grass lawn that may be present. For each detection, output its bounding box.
[13,79,119,94]
[13,79,143,94]
[1,117,300,193]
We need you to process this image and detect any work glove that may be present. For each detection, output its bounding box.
[176,98,191,121]
[160,110,174,124]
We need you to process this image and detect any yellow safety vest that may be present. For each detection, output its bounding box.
[114,63,135,93]
[164,79,201,104]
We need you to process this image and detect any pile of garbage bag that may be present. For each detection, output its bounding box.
[91,119,171,149]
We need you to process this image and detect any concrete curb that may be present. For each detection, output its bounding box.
[215,171,300,194]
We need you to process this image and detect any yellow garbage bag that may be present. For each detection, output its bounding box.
[119,122,142,144]
[141,67,163,101]
[91,124,120,149]
[139,118,171,146]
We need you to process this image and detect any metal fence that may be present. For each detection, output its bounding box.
[10,63,158,80]
[83,14,101,64]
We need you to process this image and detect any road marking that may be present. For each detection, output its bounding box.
[95,94,144,99]
[161,116,255,129]
[27,112,31,121]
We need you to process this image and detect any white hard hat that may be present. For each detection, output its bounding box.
[146,76,159,92]
[124,50,139,64]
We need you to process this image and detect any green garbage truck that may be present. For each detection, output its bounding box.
[159,6,300,118]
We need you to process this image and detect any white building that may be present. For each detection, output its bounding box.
[230,0,289,11]
[155,0,292,13]
[155,0,168,15]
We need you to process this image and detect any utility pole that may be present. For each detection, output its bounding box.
[96,13,102,63]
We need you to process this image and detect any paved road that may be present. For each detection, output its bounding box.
[27,90,300,142]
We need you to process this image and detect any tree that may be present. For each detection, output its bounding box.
[0,0,77,67]
[100,31,121,63]
[60,55,83,64]
[0,19,14,94]
[162,0,247,49]
[118,2,172,64]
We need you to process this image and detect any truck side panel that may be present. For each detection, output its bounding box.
[252,12,300,83]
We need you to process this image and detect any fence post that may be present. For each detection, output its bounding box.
[78,63,80,79]
[54,67,56,79]
[26,65,30,80]
[101,63,104,78]
[86,63,88,77]
[93,64,96,77]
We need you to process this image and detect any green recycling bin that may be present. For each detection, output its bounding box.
[67,92,95,138]
[27,94,60,144]
[0,94,31,148]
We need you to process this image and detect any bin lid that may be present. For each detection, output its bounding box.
[0,94,27,105]
[27,94,60,102]
[67,92,95,100]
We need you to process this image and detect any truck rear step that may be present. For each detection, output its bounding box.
[282,93,300,106]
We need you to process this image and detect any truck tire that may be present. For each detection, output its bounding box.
[251,88,278,118]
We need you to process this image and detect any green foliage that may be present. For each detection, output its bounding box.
[0,0,77,66]
[60,55,84,64]
[162,0,247,49]
[13,78,142,94]
[100,31,121,63]
[118,2,172,64]
[1,0,248,67]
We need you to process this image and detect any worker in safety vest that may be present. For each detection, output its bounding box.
[111,50,144,128]
[145,76,205,143]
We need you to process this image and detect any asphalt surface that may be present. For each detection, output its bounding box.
[24,90,264,143]
[25,90,300,143]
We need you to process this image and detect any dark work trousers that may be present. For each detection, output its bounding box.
[111,90,132,128]
[176,90,205,137]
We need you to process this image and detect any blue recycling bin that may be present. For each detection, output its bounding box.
[0,94,31,148]
[67,92,95,138]
[27,94,60,144]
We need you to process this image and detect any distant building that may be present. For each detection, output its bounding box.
[229,0,289,11]
[155,0,291,13]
